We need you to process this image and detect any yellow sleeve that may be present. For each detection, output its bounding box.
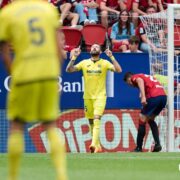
[0,9,11,42]
[74,61,84,71]
[106,60,115,71]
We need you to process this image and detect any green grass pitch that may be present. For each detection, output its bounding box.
[0,153,180,180]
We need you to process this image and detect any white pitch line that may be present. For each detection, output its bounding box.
[68,155,180,160]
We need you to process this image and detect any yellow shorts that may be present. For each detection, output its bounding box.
[84,98,106,119]
[7,80,59,123]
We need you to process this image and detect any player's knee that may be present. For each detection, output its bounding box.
[94,119,100,128]
[94,115,101,120]
[148,115,156,121]
[139,116,146,125]
[8,134,23,156]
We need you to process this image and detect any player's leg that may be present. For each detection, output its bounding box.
[134,97,162,152]
[88,118,101,152]
[44,122,68,180]
[148,117,162,152]
[90,98,106,153]
[7,82,28,180]
[89,114,101,153]
[88,119,94,137]
[147,96,167,152]
[133,114,147,152]
[8,120,24,180]
[84,100,94,135]
[39,81,67,180]
[134,97,159,152]
[84,99,95,152]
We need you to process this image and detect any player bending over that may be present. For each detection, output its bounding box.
[124,72,167,152]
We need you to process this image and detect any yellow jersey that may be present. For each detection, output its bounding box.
[75,58,115,99]
[0,0,60,84]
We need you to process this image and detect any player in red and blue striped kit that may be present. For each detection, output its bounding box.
[124,72,167,152]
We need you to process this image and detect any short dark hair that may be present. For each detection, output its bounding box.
[123,72,134,82]
[129,35,140,44]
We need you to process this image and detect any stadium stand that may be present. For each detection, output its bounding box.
[174,24,180,47]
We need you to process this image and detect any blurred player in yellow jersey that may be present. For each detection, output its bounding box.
[0,0,67,180]
[66,44,122,153]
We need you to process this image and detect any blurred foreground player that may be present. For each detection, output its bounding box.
[124,72,167,152]
[0,0,68,180]
[66,44,122,153]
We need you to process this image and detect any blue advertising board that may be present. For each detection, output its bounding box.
[0,53,150,109]
[61,52,150,109]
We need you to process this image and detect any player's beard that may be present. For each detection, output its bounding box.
[90,51,100,56]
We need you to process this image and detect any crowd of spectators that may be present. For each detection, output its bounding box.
[0,0,180,53]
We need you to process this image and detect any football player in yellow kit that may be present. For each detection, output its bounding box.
[66,44,122,153]
[0,0,68,179]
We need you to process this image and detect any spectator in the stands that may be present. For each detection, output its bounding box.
[148,0,164,11]
[132,0,149,16]
[132,0,164,27]
[73,0,99,25]
[110,10,135,52]
[135,6,165,52]
[132,0,165,16]
[125,35,142,53]
[148,0,178,11]
[119,0,139,28]
[100,0,121,28]
[51,0,79,27]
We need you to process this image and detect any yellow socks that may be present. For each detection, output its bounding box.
[8,131,24,180]
[89,121,101,148]
[91,119,100,147]
[47,128,68,180]
[89,123,94,136]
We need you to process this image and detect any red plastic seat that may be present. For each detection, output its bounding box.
[82,24,106,51]
[61,27,82,51]
[174,25,180,47]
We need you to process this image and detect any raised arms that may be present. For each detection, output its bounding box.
[105,48,122,73]
[66,47,81,73]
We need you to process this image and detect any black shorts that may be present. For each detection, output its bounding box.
[141,95,167,116]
